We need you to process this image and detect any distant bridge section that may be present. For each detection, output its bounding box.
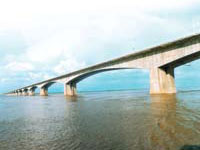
[7,33,200,96]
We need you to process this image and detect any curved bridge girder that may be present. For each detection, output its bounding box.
[38,68,133,90]
[29,86,37,91]
[37,68,135,96]
[66,68,133,84]
[40,82,56,89]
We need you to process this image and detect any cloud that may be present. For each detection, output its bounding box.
[0,0,200,93]
[0,78,8,83]
[5,61,34,72]
[25,40,64,63]
[28,72,54,81]
[54,57,86,75]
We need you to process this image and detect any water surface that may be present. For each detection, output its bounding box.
[0,90,200,150]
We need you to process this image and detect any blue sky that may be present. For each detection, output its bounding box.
[1,0,200,93]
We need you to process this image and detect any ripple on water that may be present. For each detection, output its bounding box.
[0,90,200,150]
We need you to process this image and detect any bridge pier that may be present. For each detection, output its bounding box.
[64,83,77,96]
[40,87,48,96]
[28,89,35,96]
[150,67,176,94]
[18,91,22,96]
[22,89,28,96]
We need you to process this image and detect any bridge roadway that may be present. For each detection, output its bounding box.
[6,33,200,96]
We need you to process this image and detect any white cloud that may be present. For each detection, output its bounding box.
[26,40,64,63]
[0,0,199,38]
[5,61,34,72]
[0,78,8,83]
[28,72,54,81]
[43,74,53,80]
[54,57,86,75]
[0,0,200,92]
[28,72,42,79]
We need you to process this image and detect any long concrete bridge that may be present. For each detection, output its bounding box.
[6,33,200,96]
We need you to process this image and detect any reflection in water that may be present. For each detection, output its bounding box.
[149,94,178,150]
[0,91,200,150]
[65,95,78,102]
[149,94,200,150]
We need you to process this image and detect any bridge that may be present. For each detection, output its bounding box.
[6,33,200,96]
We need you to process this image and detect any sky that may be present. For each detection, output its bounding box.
[1,0,200,93]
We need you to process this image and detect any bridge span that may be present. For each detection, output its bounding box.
[6,33,200,96]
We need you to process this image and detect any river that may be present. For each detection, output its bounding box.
[0,90,200,150]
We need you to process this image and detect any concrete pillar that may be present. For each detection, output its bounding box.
[150,66,176,94]
[19,91,23,96]
[17,91,21,96]
[22,90,28,96]
[40,87,48,96]
[64,83,77,96]
[28,89,35,96]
